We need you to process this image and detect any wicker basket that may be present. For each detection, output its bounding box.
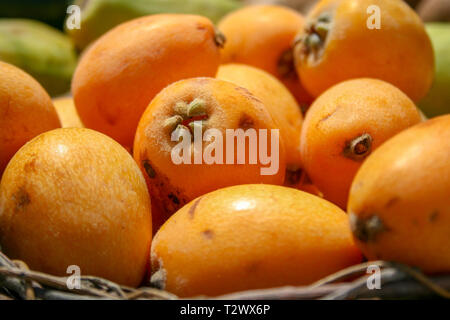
[1,250,449,300]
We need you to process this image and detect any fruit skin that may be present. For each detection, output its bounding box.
[218,5,313,106]
[418,23,450,117]
[134,77,286,232]
[0,61,61,177]
[0,19,78,96]
[67,0,242,50]
[300,78,422,209]
[294,0,435,102]
[0,128,152,287]
[72,14,222,148]
[216,63,303,175]
[151,184,362,297]
[53,97,84,128]
[348,115,450,274]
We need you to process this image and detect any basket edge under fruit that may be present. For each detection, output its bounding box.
[1,250,449,300]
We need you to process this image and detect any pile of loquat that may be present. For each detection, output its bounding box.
[0,0,448,298]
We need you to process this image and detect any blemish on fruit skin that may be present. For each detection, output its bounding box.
[13,187,30,210]
[202,229,214,239]
[147,166,187,215]
[24,157,37,173]
[238,113,255,129]
[246,261,261,273]
[188,197,203,219]
[319,106,341,124]
[142,160,156,178]
[351,181,364,192]
[196,23,207,31]
[429,211,439,222]
[384,197,400,209]
[235,86,262,104]
[98,102,119,126]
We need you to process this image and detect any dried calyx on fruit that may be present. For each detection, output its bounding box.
[277,48,297,79]
[343,133,373,161]
[349,213,387,243]
[214,29,227,48]
[295,12,332,62]
[164,98,208,141]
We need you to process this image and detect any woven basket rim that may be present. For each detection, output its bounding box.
[1,250,449,300]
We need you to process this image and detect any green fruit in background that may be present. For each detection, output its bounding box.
[0,19,77,96]
[418,23,450,117]
[66,0,242,50]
